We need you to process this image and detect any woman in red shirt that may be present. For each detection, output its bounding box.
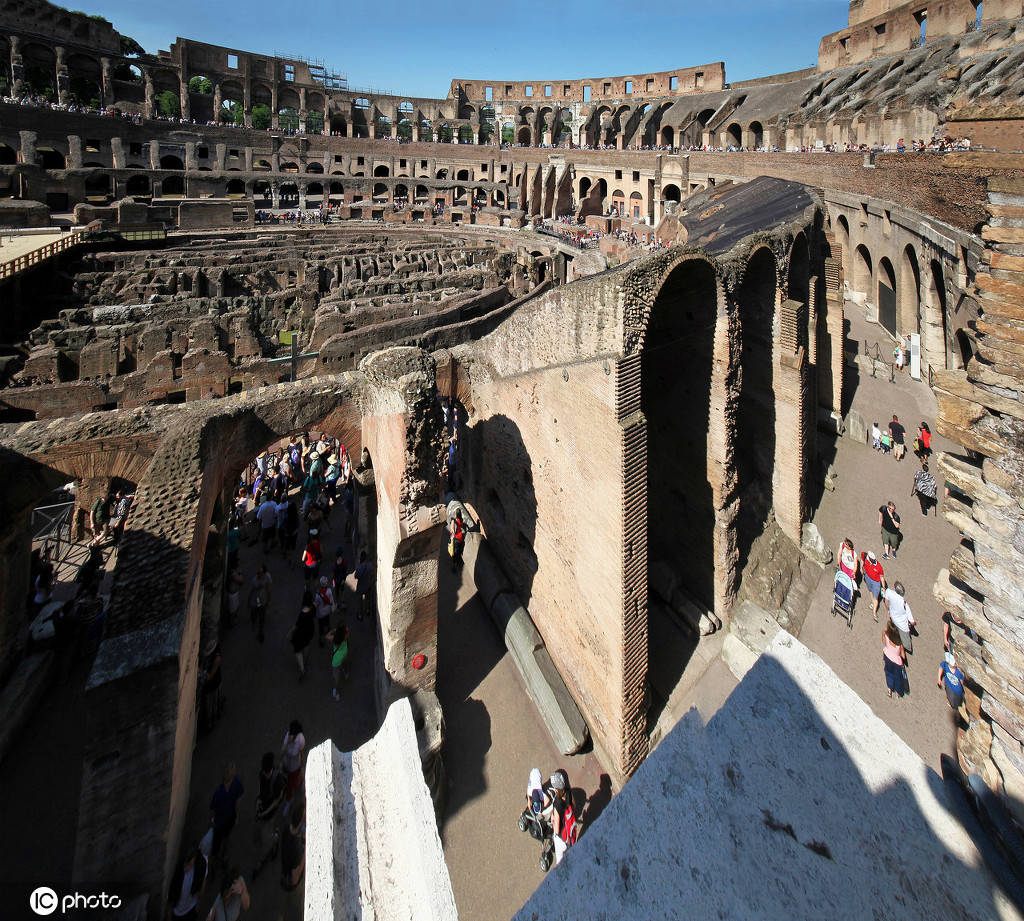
[914,422,932,460]
[861,550,887,620]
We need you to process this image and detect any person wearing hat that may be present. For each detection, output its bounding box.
[325,452,341,502]
[938,651,965,711]
[308,450,323,480]
[883,581,915,653]
[861,550,887,621]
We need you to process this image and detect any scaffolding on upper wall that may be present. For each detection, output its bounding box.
[274,52,349,91]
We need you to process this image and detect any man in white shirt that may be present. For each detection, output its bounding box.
[884,581,915,653]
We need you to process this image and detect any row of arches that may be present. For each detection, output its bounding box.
[834,212,968,371]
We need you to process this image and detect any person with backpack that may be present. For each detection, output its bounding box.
[911,461,938,516]
[547,770,581,866]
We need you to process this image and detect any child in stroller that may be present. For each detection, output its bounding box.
[517,768,582,871]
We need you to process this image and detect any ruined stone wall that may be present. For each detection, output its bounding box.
[933,174,1024,827]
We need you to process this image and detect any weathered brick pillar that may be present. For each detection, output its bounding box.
[110,136,125,169]
[67,135,83,169]
[359,348,447,700]
[774,350,806,545]
[19,130,38,167]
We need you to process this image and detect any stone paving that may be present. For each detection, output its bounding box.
[798,301,964,771]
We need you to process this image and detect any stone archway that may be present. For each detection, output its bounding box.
[900,244,921,337]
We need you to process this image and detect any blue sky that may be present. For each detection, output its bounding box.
[77,0,851,98]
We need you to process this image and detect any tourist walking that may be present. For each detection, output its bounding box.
[168,845,208,921]
[89,491,112,545]
[449,509,466,573]
[889,415,907,461]
[937,651,965,711]
[861,550,887,620]
[883,621,907,699]
[248,564,272,643]
[911,461,938,516]
[354,550,374,621]
[942,609,978,653]
[280,797,306,890]
[314,575,335,646]
[205,868,251,921]
[884,581,915,653]
[209,762,245,865]
[281,720,306,815]
[878,500,902,558]
[914,422,932,460]
[329,625,350,700]
[836,537,859,581]
[290,593,316,679]
[302,528,322,582]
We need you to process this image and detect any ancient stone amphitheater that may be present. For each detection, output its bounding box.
[2,0,1024,917]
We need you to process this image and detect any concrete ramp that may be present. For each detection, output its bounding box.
[515,633,1023,921]
[305,698,458,921]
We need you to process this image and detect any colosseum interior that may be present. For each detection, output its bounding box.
[2,0,1024,918]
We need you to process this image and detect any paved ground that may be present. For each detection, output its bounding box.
[0,228,65,263]
[798,301,964,770]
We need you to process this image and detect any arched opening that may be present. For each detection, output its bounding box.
[610,189,626,217]
[926,259,948,370]
[415,184,429,203]
[38,147,66,169]
[517,126,532,145]
[435,169,448,180]
[376,115,392,138]
[456,169,471,182]
[725,123,742,148]
[254,180,272,203]
[877,256,897,336]
[373,165,390,177]
[644,258,718,626]
[253,159,271,172]
[22,43,56,99]
[306,182,323,203]
[125,174,151,197]
[278,107,299,133]
[437,123,453,143]
[458,125,474,144]
[835,214,851,279]
[161,176,185,197]
[900,245,921,337]
[329,181,344,199]
[394,183,409,206]
[84,174,111,200]
[579,177,592,199]
[226,178,246,198]
[629,190,643,219]
[788,233,810,314]
[306,162,324,174]
[160,154,185,171]
[749,121,764,148]
[397,118,413,141]
[279,183,299,206]
[68,53,103,108]
[419,119,433,142]
[280,162,299,173]
[453,186,467,205]
[955,328,975,369]
[0,143,16,165]
[660,125,674,147]
[372,182,388,202]
[330,115,348,135]
[734,250,778,579]
[853,244,872,296]
[351,98,371,137]
[662,184,681,204]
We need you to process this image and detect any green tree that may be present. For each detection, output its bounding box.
[188,76,212,95]
[501,124,514,143]
[155,90,180,118]
[120,35,145,57]
[251,103,271,130]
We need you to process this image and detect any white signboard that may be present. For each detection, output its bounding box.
[909,333,921,380]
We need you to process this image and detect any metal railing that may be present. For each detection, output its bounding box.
[863,338,896,382]
[30,499,96,582]
[0,230,85,280]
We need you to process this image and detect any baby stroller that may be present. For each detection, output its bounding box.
[517,768,579,872]
[832,570,856,629]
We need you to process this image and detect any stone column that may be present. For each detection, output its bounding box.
[144,68,155,116]
[19,130,38,166]
[244,146,253,170]
[271,83,279,129]
[149,140,160,170]
[271,183,280,208]
[298,87,307,133]
[100,57,113,109]
[359,347,447,700]
[184,141,197,171]
[180,79,191,119]
[67,135,83,169]
[215,143,226,171]
[10,35,23,97]
[55,46,69,105]
[110,136,125,169]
